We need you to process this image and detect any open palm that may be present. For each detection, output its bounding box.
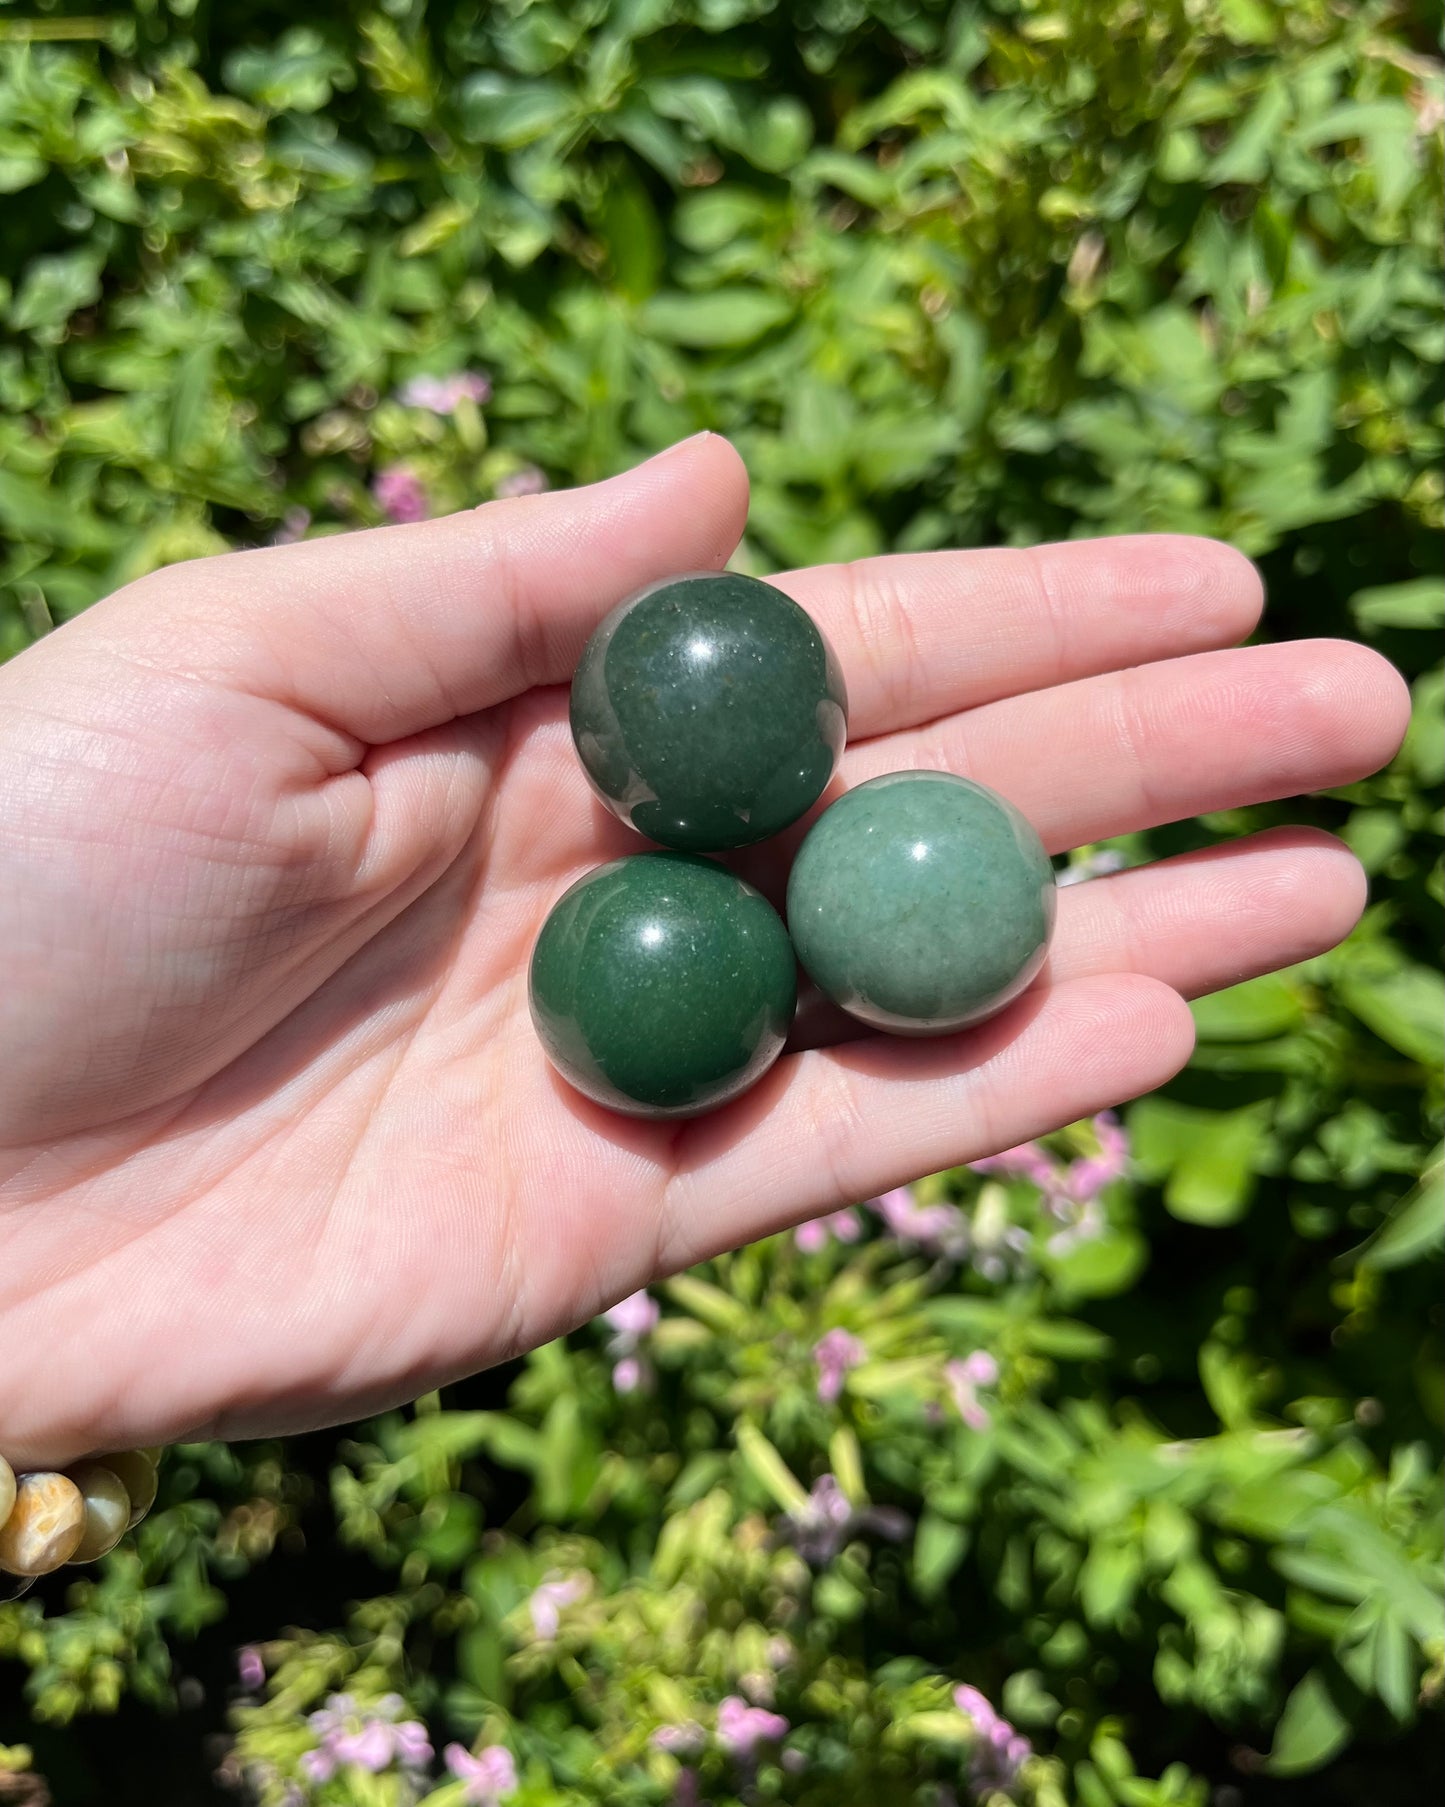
[0,436,1408,1470]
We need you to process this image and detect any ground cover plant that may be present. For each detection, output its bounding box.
[0,1,1441,1802]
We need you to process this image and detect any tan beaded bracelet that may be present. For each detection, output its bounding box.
[0,1447,163,1602]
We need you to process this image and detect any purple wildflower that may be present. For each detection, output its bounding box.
[672,1771,705,1807]
[716,1696,789,1760]
[444,1743,518,1804]
[372,464,429,524]
[1060,1111,1130,1204]
[236,1646,265,1691]
[781,1473,910,1565]
[271,506,311,546]
[602,1289,659,1392]
[397,370,491,414]
[954,1685,1031,1793]
[604,1290,660,1339]
[871,1186,968,1255]
[528,1570,587,1639]
[306,1695,355,1740]
[813,1327,866,1403]
[300,1747,336,1784]
[652,1722,706,1757]
[971,1143,1059,1191]
[330,1720,394,1773]
[495,464,548,498]
[795,1207,863,1253]
[392,1721,433,1768]
[944,1350,999,1431]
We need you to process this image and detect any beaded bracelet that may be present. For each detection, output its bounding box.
[0,1447,163,1602]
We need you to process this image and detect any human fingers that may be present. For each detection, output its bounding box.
[773,534,1263,739]
[40,434,749,749]
[835,639,1409,855]
[660,974,1195,1266]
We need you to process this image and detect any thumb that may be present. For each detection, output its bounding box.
[82,433,750,747]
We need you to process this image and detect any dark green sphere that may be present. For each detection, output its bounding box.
[786,772,1057,1036]
[529,852,798,1118]
[570,571,848,853]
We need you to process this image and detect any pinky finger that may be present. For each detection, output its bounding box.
[662,974,1195,1267]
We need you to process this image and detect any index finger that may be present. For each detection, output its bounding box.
[775,534,1264,740]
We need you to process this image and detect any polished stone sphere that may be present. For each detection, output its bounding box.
[530,852,797,1117]
[786,772,1056,1035]
[570,572,848,852]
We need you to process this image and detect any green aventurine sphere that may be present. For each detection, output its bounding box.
[530,852,798,1118]
[570,572,848,852]
[786,772,1057,1035]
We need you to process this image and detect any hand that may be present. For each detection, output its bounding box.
[0,436,1408,1468]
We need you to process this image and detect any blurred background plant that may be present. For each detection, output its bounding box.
[0,0,1441,1801]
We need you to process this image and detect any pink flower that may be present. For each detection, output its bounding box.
[372,464,429,523]
[330,1719,394,1772]
[397,370,491,414]
[306,1694,355,1740]
[813,1327,865,1403]
[602,1289,659,1393]
[953,1685,1031,1791]
[795,1207,862,1252]
[716,1696,789,1760]
[604,1290,660,1339]
[236,1646,265,1690]
[392,1721,433,1768]
[944,1351,999,1431]
[495,464,548,498]
[300,1747,336,1784]
[444,1743,518,1804]
[782,1472,910,1563]
[971,1142,1059,1190]
[270,506,311,546]
[871,1186,967,1254]
[1060,1112,1130,1204]
[652,1722,706,1756]
[528,1571,586,1639]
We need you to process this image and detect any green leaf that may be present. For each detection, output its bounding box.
[1080,1540,1142,1626]
[8,251,102,334]
[0,153,45,194]
[639,288,793,348]
[594,165,663,302]
[912,1510,969,1600]
[458,74,575,148]
[1336,960,1445,1067]
[736,1423,810,1516]
[1045,1229,1149,1300]
[1350,578,1444,633]
[1132,1100,1269,1226]
[1267,1670,1350,1775]
[1401,668,1444,786]
[1350,1150,1445,1271]
[1190,972,1306,1041]
[167,342,216,467]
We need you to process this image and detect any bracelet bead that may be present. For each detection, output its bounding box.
[0,1447,165,1588]
[66,1461,133,1564]
[0,1472,86,1578]
[94,1449,159,1527]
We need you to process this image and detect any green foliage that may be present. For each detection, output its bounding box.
[1,1,1441,1802]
